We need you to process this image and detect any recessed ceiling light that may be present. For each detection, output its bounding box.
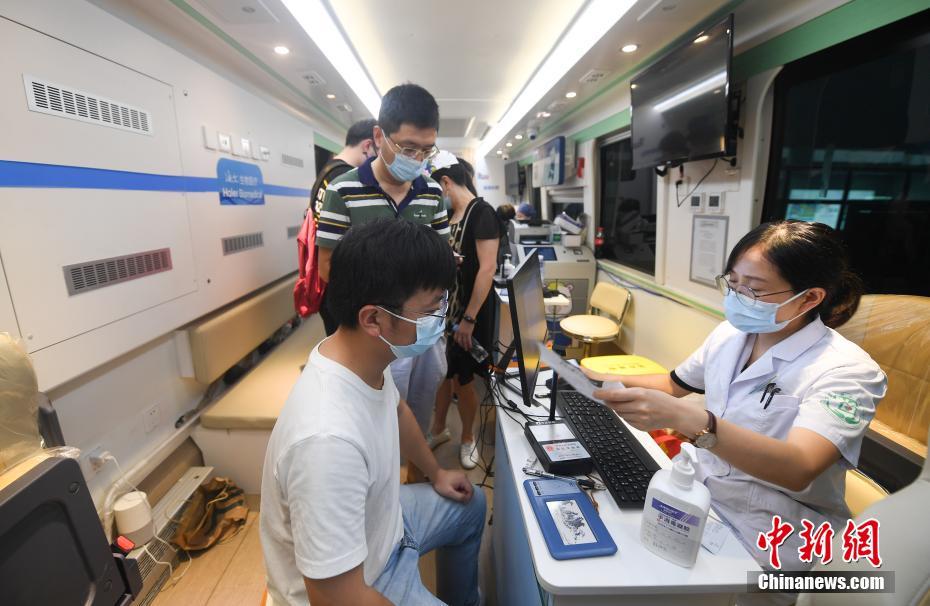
[565,91,577,99]
[631,83,638,89]
[536,111,551,119]
[496,149,503,155]
[506,142,513,147]
[694,35,709,44]
[515,134,523,140]
[274,45,290,55]
[621,44,638,53]
[326,93,336,99]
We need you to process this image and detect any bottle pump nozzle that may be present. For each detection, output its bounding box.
[671,443,697,489]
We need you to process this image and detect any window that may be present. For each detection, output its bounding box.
[597,135,657,274]
[762,10,930,296]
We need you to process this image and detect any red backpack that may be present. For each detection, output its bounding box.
[293,213,325,317]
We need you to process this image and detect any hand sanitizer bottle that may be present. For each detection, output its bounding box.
[502,253,516,279]
[640,443,710,567]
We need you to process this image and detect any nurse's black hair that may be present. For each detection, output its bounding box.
[378,83,440,136]
[725,221,864,328]
[431,157,478,197]
[326,218,456,329]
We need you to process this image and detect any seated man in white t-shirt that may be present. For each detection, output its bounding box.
[261,218,486,606]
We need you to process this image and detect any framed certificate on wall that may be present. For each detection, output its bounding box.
[690,215,729,287]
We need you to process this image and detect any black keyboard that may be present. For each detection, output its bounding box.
[558,390,661,509]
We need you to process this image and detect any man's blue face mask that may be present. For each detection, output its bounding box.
[377,294,448,358]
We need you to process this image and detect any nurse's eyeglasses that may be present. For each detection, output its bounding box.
[382,134,439,162]
[715,275,794,308]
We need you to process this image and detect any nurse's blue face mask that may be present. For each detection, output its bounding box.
[717,274,810,334]
[377,293,448,358]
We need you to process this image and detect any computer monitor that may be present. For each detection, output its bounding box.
[506,252,548,407]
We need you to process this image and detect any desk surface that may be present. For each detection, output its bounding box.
[496,369,761,596]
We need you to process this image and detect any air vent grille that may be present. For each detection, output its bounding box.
[24,75,154,136]
[281,153,304,168]
[335,103,353,113]
[222,232,264,255]
[63,248,172,296]
[579,69,610,84]
[297,70,327,86]
[286,225,300,239]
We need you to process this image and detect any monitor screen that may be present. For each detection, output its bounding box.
[506,254,548,406]
[631,14,734,169]
[524,246,557,261]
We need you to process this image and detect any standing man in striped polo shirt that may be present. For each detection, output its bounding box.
[317,83,450,441]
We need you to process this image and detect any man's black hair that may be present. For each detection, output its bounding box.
[326,218,456,329]
[345,118,378,147]
[378,83,439,136]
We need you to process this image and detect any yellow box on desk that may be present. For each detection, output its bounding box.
[580,355,667,376]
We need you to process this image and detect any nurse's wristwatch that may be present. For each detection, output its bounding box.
[692,410,718,449]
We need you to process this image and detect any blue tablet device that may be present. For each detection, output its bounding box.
[523,478,617,560]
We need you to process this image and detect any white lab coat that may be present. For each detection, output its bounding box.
[673,316,887,574]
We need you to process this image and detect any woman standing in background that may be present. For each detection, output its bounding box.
[427,153,500,469]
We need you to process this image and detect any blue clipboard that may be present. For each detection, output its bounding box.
[523,478,617,559]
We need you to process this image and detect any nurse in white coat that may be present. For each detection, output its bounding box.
[593,221,887,579]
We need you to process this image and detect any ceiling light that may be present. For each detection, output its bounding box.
[536,111,551,119]
[506,142,513,147]
[694,34,710,44]
[631,83,638,89]
[565,91,577,99]
[515,134,524,140]
[280,0,381,117]
[273,45,290,55]
[496,150,503,155]
[621,44,638,53]
[326,93,336,100]
[478,0,637,157]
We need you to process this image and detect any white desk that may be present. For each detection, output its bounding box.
[492,370,761,606]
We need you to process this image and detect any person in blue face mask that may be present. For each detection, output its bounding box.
[589,221,887,597]
[261,218,486,606]
[316,83,451,446]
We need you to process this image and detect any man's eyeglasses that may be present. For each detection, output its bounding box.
[382,134,439,162]
[378,292,449,321]
[715,274,794,308]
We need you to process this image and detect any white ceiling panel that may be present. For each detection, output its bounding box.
[328,0,585,128]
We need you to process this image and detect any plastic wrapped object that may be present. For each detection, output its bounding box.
[0,333,43,473]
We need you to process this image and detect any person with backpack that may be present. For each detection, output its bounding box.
[294,119,379,335]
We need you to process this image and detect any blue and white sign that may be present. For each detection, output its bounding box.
[217,158,264,205]
[533,136,565,186]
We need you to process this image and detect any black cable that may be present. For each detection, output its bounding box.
[676,158,719,208]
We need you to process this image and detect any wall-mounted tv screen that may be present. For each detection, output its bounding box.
[631,14,735,169]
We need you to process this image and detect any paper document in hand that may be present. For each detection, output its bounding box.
[536,343,624,404]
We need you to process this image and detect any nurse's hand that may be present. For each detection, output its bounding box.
[592,386,684,431]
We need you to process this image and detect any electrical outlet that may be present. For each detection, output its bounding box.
[82,445,107,475]
[144,403,161,433]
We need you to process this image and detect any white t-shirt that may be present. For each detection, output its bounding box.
[260,341,404,605]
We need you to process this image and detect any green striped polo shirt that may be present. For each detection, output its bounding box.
[317,157,450,248]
